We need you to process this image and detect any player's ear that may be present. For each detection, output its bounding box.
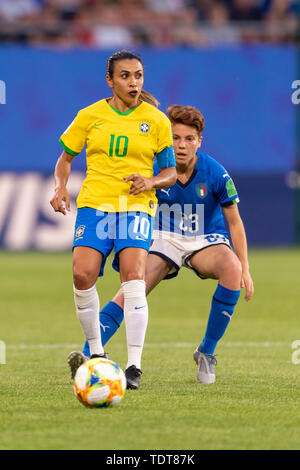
[197,136,203,149]
[106,74,113,89]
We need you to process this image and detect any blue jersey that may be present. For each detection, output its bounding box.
[153,152,239,238]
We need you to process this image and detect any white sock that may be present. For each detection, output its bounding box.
[73,284,104,356]
[122,279,148,370]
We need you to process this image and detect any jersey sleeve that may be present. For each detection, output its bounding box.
[153,159,160,177]
[156,113,176,168]
[156,146,176,169]
[59,110,88,156]
[213,162,240,207]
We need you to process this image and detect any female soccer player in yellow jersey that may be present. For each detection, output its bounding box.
[50,50,177,388]
[76,105,254,388]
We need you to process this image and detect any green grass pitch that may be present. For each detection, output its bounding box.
[0,249,300,450]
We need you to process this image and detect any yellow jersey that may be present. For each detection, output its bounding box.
[59,98,174,216]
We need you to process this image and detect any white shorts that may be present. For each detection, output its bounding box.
[149,231,231,279]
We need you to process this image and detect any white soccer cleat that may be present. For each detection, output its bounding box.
[193,346,217,384]
[67,351,89,380]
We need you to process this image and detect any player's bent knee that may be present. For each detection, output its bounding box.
[229,258,242,280]
[217,255,242,285]
[73,267,97,289]
[225,258,242,283]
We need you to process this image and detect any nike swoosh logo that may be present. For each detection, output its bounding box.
[77,306,85,310]
[94,122,103,127]
[135,236,146,241]
[134,305,146,310]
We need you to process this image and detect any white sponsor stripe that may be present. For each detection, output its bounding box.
[5,341,291,350]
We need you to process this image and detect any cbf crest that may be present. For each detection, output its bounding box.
[75,225,85,239]
[139,121,151,135]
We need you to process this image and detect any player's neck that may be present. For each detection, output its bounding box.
[108,96,141,113]
[176,155,197,184]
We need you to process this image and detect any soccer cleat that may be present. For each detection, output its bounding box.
[67,350,89,380]
[193,346,217,384]
[125,365,142,389]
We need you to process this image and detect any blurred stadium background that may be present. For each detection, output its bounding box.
[0,0,297,250]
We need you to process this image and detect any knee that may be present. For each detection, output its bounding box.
[123,270,144,282]
[73,265,97,289]
[121,261,145,282]
[217,255,242,285]
[119,250,147,282]
[230,258,242,283]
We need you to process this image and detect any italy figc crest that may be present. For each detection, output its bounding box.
[196,183,207,198]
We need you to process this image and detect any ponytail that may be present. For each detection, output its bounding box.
[140,89,160,108]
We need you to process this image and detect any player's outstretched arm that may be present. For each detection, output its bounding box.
[124,167,177,196]
[223,204,254,302]
[150,167,177,189]
[50,150,75,215]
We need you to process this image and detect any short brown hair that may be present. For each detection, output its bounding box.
[167,105,204,136]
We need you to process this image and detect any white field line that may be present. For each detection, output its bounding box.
[5,341,291,350]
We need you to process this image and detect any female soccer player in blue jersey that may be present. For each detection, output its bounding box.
[73,104,254,387]
[50,51,177,388]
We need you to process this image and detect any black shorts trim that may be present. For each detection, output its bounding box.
[184,242,232,279]
[149,250,180,280]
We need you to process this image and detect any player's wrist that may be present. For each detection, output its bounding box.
[241,264,250,274]
[152,176,168,190]
[55,183,67,193]
[147,177,155,190]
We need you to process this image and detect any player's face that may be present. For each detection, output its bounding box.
[106,59,144,107]
[172,123,202,166]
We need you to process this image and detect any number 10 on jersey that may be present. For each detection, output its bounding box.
[133,215,150,239]
[109,134,129,157]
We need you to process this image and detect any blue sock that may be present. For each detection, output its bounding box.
[82,301,124,357]
[200,284,240,355]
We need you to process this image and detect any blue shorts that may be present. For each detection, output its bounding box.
[73,207,154,277]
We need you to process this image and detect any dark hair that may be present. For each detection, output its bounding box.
[106,50,159,108]
[167,105,205,136]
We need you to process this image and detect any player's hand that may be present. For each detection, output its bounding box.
[241,270,254,302]
[50,186,71,215]
[124,174,154,195]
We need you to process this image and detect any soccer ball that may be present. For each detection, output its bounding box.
[73,357,126,408]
